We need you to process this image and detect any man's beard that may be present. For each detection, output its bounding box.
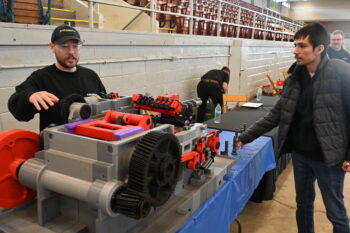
[55,53,79,69]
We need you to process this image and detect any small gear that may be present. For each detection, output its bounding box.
[110,187,150,219]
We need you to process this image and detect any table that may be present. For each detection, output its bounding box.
[206,95,279,138]
[204,96,291,202]
[250,95,279,108]
[206,108,278,139]
[178,131,276,233]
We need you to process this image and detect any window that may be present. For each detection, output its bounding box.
[282,2,290,7]
[268,0,282,12]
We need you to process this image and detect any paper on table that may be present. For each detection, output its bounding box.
[241,102,263,108]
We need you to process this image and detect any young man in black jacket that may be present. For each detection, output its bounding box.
[8,25,106,131]
[237,23,350,233]
[196,66,230,123]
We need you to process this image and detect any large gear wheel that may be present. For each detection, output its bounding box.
[128,131,181,207]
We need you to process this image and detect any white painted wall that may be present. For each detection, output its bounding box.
[0,23,293,132]
[63,0,99,27]
[344,39,350,50]
[253,0,268,9]
[94,0,156,31]
[289,1,350,21]
[240,39,294,97]
[239,0,268,9]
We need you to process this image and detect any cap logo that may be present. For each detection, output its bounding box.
[51,25,81,44]
[59,29,76,33]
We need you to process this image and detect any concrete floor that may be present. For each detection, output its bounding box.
[231,162,350,233]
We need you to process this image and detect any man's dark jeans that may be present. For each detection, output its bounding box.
[292,152,350,233]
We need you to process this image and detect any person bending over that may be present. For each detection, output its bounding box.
[196,66,230,123]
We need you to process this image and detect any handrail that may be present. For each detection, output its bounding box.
[51,17,99,24]
[0,54,230,70]
[122,2,150,30]
[9,0,14,22]
[38,0,52,25]
[85,0,302,39]
[0,0,7,21]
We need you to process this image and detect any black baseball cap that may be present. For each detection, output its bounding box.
[51,24,81,44]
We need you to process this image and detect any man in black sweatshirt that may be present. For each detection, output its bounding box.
[8,24,106,131]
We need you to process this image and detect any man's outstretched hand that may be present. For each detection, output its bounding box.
[342,160,350,172]
[29,91,59,111]
[235,138,244,149]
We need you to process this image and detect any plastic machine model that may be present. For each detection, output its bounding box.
[0,93,235,233]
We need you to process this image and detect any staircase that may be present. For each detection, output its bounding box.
[49,0,154,31]
[0,0,51,24]
[45,6,76,26]
[43,0,98,27]
[13,0,40,24]
[1,0,152,31]
[0,0,97,27]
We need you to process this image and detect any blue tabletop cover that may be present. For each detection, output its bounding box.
[177,130,276,233]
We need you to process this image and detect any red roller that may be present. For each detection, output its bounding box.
[104,110,152,130]
[68,111,153,141]
[0,129,39,208]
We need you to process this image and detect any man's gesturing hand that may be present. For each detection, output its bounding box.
[29,91,59,111]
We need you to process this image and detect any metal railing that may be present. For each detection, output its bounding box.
[39,0,52,24]
[122,2,151,30]
[0,0,13,22]
[86,0,302,40]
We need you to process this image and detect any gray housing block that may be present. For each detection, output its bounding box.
[0,99,236,233]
